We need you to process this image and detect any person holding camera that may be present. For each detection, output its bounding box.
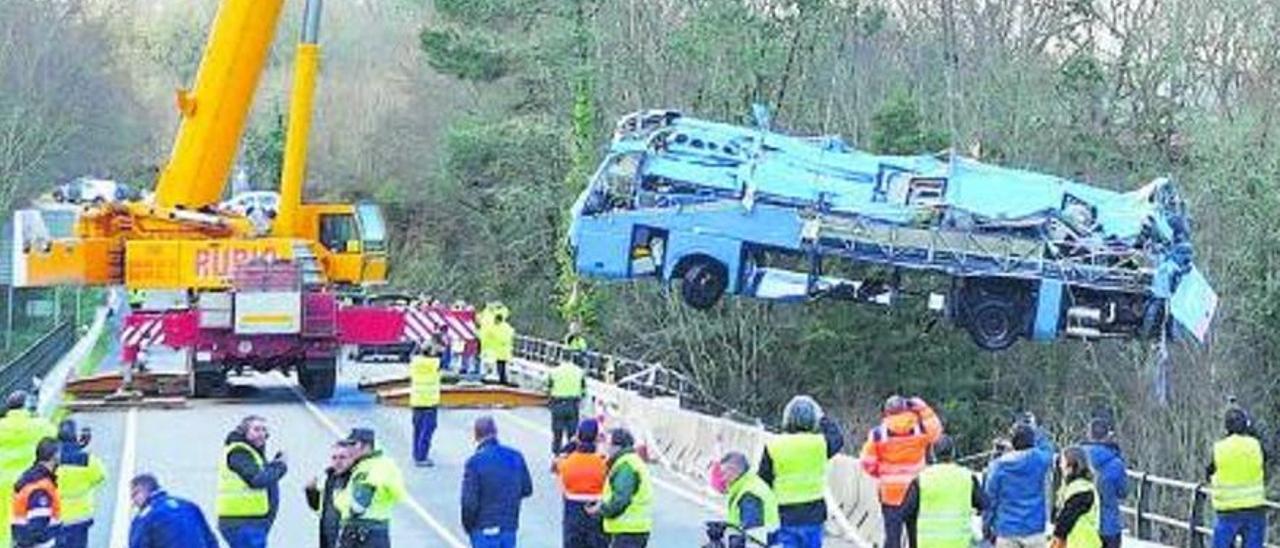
[217,415,288,548]
[983,414,1056,548]
[55,419,106,548]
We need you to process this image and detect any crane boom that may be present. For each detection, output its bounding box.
[154,0,286,210]
[273,0,322,238]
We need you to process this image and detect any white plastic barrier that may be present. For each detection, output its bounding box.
[511,357,880,547]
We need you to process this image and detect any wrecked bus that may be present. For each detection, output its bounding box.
[568,109,1217,350]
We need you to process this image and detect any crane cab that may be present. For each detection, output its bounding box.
[297,201,388,286]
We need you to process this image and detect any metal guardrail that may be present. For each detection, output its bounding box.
[1122,469,1280,548]
[0,322,74,399]
[514,335,759,423]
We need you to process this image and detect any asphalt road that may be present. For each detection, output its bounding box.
[74,362,721,548]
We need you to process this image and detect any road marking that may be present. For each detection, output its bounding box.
[281,375,468,548]
[493,409,724,514]
[109,407,139,548]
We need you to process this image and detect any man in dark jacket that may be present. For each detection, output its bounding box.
[217,415,287,548]
[1080,418,1127,548]
[461,416,532,547]
[307,441,355,548]
[128,474,218,548]
[12,438,61,548]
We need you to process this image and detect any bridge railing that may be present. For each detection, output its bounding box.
[0,322,74,399]
[1122,470,1280,548]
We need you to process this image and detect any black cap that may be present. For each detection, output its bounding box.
[346,428,376,447]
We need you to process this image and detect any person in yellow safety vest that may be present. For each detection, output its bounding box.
[335,428,406,548]
[564,322,587,352]
[902,435,984,548]
[758,395,844,548]
[1206,405,1267,548]
[478,305,515,386]
[547,353,587,455]
[0,391,56,547]
[409,340,442,468]
[55,419,107,548]
[217,415,288,548]
[128,289,145,310]
[706,451,780,548]
[1051,447,1100,548]
[586,427,652,548]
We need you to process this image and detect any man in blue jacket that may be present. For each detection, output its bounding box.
[984,417,1056,548]
[461,416,533,548]
[1081,418,1128,548]
[128,474,218,548]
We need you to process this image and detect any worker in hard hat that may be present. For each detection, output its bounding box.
[1051,446,1100,548]
[1207,404,1267,548]
[547,352,587,455]
[901,435,983,548]
[707,451,780,548]
[859,395,944,548]
[409,339,443,468]
[0,390,56,546]
[478,304,515,386]
[758,395,844,548]
[56,419,107,548]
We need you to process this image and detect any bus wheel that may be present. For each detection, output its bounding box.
[680,260,727,310]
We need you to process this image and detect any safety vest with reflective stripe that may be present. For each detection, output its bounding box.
[602,452,652,534]
[557,451,607,502]
[409,356,441,408]
[11,473,59,537]
[480,322,515,362]
[766,433,827,506]
[335,452,406,523]
[549,362,585,399]
[58,453,106,525]
[1058,478,1101,548]
[1212,435,1266,511]
[916,463,974,548]
[726,472,780,542]
[0,410,54,543]
[216,442,269,518]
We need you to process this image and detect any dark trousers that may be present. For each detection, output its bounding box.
[1214,509,1266,548]
[413,406,438,463]
[57,522,91,548]
[496,360,509,385]
[339,525,391,548]
[219,523,269,548]
[881,503,905,548]
[608,533,649,548]
[550,399,580,454]
[564,500,607,548]
[1101,534,1121,548]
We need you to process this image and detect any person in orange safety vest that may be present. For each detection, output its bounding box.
[860,395,944,548]
[553,419,608,548]
[12,437,61,548]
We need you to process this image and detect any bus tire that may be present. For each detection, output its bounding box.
[964,296,1022,351]
[680,260,727,310]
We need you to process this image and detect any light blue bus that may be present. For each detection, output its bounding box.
[568,109,1217,350]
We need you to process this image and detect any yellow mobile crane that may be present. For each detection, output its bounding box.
[15,0,386,291]
[13,0,395,399]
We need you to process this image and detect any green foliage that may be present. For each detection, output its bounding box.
[418,27,511,82]
[242,108,286,191]
[870,93,949,154]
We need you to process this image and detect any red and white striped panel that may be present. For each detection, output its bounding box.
[401,307,477,345]
[121,317,166,349]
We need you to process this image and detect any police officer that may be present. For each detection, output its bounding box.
[707,451,779,548]
[1207,405,1267,548]
[587,428,652,548]
[56,419,107,548]
[547,353,587,455]
[758,395,844,548]
[336,428,406,548]
[0,390,56,546]
[409,340,443,468]
[901,435,983,548]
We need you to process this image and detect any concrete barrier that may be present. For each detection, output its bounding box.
[38,306,108,417]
